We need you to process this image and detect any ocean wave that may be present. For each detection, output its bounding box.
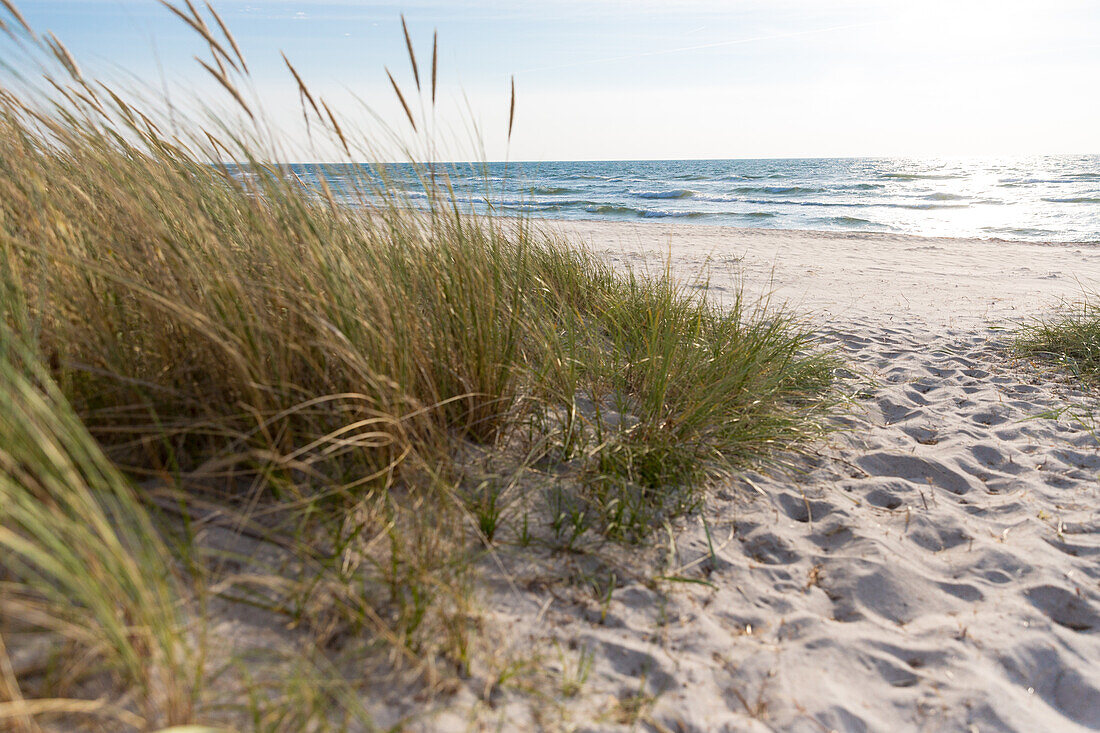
[816,216,878,226]
[641,209,708,219]
[671,173,709,180]
[1043,196,1100,204]
[740,211,777,219]
[837,183,884,191]
[527,186,575,195]
[584,204,642,215]
[742,198,862,208]
[498,197,607,208]
[631,189,695,199]
[737,197,973,212]
[881,172,961,181]
[732,186,825,196]
[982,226,1060,238]
[582,204,707,219]
[922,192,968,201]
[721,173,784,180]
[997,178,1069,186]
[500,203,563,212]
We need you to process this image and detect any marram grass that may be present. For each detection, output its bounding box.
[0,335,195,731]
[1017,297,1100,382]
[0,2,835,728]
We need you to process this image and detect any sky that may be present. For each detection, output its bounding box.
[12,0,1100,161]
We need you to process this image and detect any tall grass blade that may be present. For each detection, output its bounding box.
[386,66,417,132]
[401,14,420,92]
[205,1,248,72]
[0,0,32,36]
[431,30,438,106]
[508,75,515,142]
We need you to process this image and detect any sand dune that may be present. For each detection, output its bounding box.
[470,223,1100,731]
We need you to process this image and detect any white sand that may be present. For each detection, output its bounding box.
[466,222,1100,731]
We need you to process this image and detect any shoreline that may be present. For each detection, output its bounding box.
[545,216,1100,248]
[531,217,1100,331]
[528,215,1100,248]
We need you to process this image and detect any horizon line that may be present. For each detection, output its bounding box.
[232,152,1100,166]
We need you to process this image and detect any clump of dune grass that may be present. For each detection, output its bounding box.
[535,266,834,541]
[0,1,836,727]
[1016,294,1100,378]
[0,333,195,731]
[1017,298,1100,382]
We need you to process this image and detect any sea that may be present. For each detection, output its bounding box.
[287,155,1100,243]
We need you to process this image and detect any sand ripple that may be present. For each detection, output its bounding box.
[484,322,1100,731]
[452,222,1100,731]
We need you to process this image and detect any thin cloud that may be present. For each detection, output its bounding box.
[515,20,881,76]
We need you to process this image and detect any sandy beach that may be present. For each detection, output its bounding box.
[6,1,1100,729]
[438,221,1100,731]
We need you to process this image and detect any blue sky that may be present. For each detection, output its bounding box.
[14,1,1100,160]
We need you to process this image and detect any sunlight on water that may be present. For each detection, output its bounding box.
[282,156,1100,242]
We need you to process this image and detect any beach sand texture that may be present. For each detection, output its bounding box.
[459,222,1100,731]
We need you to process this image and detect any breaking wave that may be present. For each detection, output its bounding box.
[1043,196,1100,204]
[631,189,695,199]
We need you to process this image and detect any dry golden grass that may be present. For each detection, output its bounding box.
[0,2,836,728]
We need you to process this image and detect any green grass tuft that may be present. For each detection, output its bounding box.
[1017,299,1100,382]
